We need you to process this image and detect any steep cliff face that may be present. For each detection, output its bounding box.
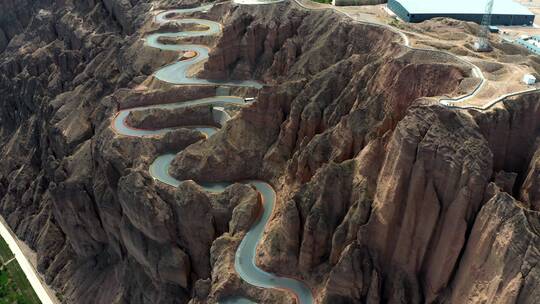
[521,144,540,211]
[0,0,539,304]
[359,105,493,302]
[449,188,540,304]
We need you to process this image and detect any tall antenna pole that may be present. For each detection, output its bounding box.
[474,0,494,52]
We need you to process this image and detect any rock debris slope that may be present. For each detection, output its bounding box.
[0,0,538,303]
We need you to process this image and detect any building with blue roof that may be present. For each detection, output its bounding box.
[388,0,535,25]
[516,35,540,55]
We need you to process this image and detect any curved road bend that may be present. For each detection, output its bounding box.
[112,3,314,304]
[146,12,261,88]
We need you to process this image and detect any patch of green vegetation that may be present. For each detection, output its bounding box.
[5,261,41,304]
[0,266,38,304]
[311,0,332,3]
[0,238,14,263]
[388,19,402,28]
[0,238,41,304]
[56,291,64,302]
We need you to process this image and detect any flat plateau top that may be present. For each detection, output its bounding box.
[393,0,534,16]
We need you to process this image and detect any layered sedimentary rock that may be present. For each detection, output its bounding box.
[0,0,539,304]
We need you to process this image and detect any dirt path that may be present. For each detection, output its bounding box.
[291,0,540,111]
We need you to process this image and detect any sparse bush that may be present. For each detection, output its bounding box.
[388,19,401,28]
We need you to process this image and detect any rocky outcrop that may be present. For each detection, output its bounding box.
[172,182,259,281]
[126,105,217,130]
[361,105,493,302]
[521,141,540,211]
[170,87,285,182]
[319,243,381,304]
[449,186,540,304]
[473,93,540,178]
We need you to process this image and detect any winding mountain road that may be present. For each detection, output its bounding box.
[112,3,314,304]
[146,11,261,87]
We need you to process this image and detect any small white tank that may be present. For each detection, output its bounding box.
[523,74,536,85]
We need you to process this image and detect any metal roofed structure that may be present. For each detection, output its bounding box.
[516,35,540,55]
[388,0,535,25]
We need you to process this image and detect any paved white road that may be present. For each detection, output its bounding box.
[135,5,314,303]
[0,218,55,304]
[147,12,262,87]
